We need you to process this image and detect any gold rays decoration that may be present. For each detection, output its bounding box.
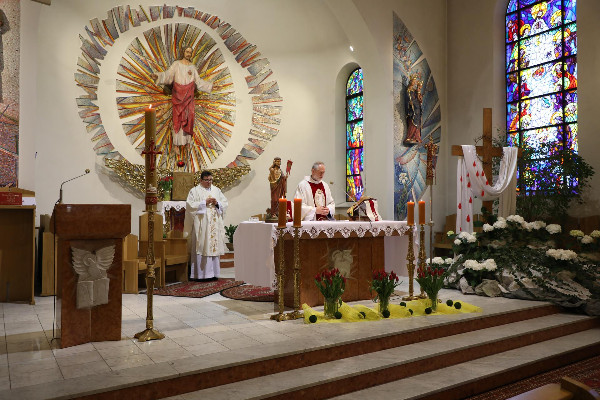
[75,5,284,195]
[116,23,235,172]
[104,158,250,195]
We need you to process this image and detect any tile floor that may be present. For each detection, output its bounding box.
[0,270,542,399]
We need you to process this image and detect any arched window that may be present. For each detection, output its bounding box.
[506,0,577,192]
[345,68,364,201]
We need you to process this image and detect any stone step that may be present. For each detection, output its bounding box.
[332,328,600,400]
[5,296,573,400]
[162,314,600,399]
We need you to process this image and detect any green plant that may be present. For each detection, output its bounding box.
[225,224,237,244]
[515,141,595,224]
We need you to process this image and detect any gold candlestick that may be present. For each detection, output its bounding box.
[136,107,165,342]
[417,223,427,299]
[271,227,289,321]
[402,227,419,301]
[286,226,303,319]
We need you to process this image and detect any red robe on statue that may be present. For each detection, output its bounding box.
[172,81,196,138]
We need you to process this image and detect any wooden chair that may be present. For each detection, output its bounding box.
[433,213,484,256]
[139,213,188,286]
[122,233,163,294]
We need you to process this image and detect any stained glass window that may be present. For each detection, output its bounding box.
[506,0,577,192]
[346,68,364,201]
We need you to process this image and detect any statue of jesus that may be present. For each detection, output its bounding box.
[151,46,213,157]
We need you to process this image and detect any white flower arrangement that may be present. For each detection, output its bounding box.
[546,248,578,261]
[447,230,455,236]
[507,215,525,225]
[463,259,497,271]
[569,229,584,237]
[431,257,445,265]
[532,221,546,229]
[455,232,477,244]
[463,259,481,270]
[581,235,594,244]
[444,257,453,264]
[591,230,600,238]
[546,224,562,234]
[522,222,533,232]
[493,219,507,229]
[483,223,494,232]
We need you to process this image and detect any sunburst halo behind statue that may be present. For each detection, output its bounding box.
[116,23,235,173]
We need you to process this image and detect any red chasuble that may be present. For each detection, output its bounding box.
[308,181,328,221]
[172,81,196,136]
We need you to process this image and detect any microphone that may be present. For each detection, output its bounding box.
[57,169,91,204]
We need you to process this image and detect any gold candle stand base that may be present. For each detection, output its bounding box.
[135,327,165,342]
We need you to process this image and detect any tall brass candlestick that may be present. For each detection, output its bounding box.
[271,227,289,321]
[286,226,303,319]
[425,139,438,269]
[135,107,165,342]
[417,223,427,299]
[402,227,419,301]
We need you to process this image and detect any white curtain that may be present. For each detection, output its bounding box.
[456,145,518,233]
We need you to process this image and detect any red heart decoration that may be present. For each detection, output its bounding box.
[473,161,476,167]
[177,160,185,167]
[458,203,462,209]
[459,227,462,232]
[467,182,471,188]
[469,197,472,203]
[481,190,485,197]
[485,180,489,186]
[460,176,463,182]
[476,171,479,177]
[467,173,470,177]
[466,215,471,222]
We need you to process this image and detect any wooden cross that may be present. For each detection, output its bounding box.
[451,108,522,213]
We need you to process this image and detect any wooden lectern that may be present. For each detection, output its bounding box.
[51,204,130,348]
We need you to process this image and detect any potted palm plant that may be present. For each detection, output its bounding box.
[225,224,237,251]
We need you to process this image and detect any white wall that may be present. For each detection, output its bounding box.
[19,0,449,235]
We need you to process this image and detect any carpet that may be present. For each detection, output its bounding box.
[220,284,274,302]
[466,354,600,399]
[151,279,244,298]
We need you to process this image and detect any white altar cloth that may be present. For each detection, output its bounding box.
[234,220,415,288]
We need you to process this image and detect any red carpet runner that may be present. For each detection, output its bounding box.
[151,279,244,298]
[467,354,600,399]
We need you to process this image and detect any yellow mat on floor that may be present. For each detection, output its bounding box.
[302,299,482,324]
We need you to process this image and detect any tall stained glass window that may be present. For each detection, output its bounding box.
[506,0,577,192]
[346,68,364,201]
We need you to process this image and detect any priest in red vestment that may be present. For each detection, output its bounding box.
[294,161,335,221]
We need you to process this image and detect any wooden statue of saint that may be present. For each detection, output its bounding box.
[267,157,292,220]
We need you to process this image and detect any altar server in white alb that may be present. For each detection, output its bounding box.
[185,170,228,281]
[294,161,335,221]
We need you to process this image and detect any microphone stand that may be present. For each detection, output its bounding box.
[57,169,90,204]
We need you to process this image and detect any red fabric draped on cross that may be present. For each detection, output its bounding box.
[308,181,328,221]
[172,82,196,136]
